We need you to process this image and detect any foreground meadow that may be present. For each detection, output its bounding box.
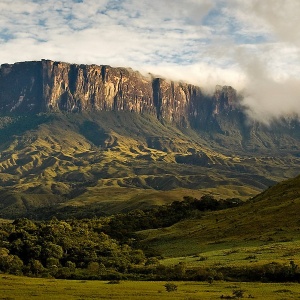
[1,274,300,300]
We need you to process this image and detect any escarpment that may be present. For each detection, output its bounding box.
[0,60,238,129]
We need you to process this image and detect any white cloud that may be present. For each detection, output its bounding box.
[0,0,213,69]
[220,0,300,122]
[248,0,300,46]
[0,0,299,122]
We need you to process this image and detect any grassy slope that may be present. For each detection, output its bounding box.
[0,112,299,217]
[138,175,300,270]
[1,274,300,299]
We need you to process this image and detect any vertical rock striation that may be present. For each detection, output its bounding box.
[0,60,239,129]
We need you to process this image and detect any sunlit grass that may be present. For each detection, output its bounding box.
[161,239,300,270]
[138,178,300,258]
[0,112,299,218]
[1,275,300,300]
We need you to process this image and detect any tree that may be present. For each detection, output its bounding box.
[0,248,23,275]
[65,261,76,272]
[12,218,37,232]
[41,242,63,264]
[46,257,60,268]
[173,262,186,279]
[88,261,100,276]
[130,249,146,264]
[28,259,44,276]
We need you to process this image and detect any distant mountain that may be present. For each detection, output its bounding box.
[0,60,299,219]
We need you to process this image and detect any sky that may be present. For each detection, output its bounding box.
[0,0,299,123]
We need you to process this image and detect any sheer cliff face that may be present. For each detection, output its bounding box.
[42,60,156,115]
[0,61,44,113]
[0,60,238,127]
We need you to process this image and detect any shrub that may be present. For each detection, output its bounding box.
[232,289,245,299]
[198,255,208,261]
[164,282,177,292]
[107,279,120,284]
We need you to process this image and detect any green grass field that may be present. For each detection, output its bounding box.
[1,274,300,299]
[161,239,300,270]
[138,175,300,257]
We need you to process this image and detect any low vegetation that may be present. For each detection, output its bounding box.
[0,195,245,280]
[1,111,298,219]
[1,274,300,299]
[1,191,300,283]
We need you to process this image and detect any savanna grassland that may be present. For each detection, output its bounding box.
[1,176,300,285]
[1,112,299,219]
[1,111,300,299]
[138,176,300,282]
[139,174,300,258]
[2,274,300,300]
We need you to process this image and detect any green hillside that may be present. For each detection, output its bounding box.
[137,174,300,276]
[1,174,300,283]
[0,112,299,218]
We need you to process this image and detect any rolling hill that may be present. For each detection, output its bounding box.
[137,174,300,272]
[0,60,300,218]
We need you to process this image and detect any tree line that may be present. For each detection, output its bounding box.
[0,195,243,279]
[2,195,298,281]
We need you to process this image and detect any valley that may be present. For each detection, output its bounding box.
[1,175,300,287]
[0,60,300,294]
[1,0,300,298]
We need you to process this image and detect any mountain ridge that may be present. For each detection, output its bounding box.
[2,60,300,155]
[0,59,237,126]
[0,60,299,219]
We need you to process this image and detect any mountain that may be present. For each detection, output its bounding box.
[0,60,300,219]
[0,59,231,123]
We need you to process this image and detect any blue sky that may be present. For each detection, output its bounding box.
[0,0,299,122]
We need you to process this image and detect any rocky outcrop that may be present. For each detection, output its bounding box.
[41,60,156,115]
[0,60,239,128]
[213,85,237,115]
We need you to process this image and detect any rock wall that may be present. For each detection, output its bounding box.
[0,60,238,128]
[0,61,43,113]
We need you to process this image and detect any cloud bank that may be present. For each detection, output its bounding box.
[0,0,299,122]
